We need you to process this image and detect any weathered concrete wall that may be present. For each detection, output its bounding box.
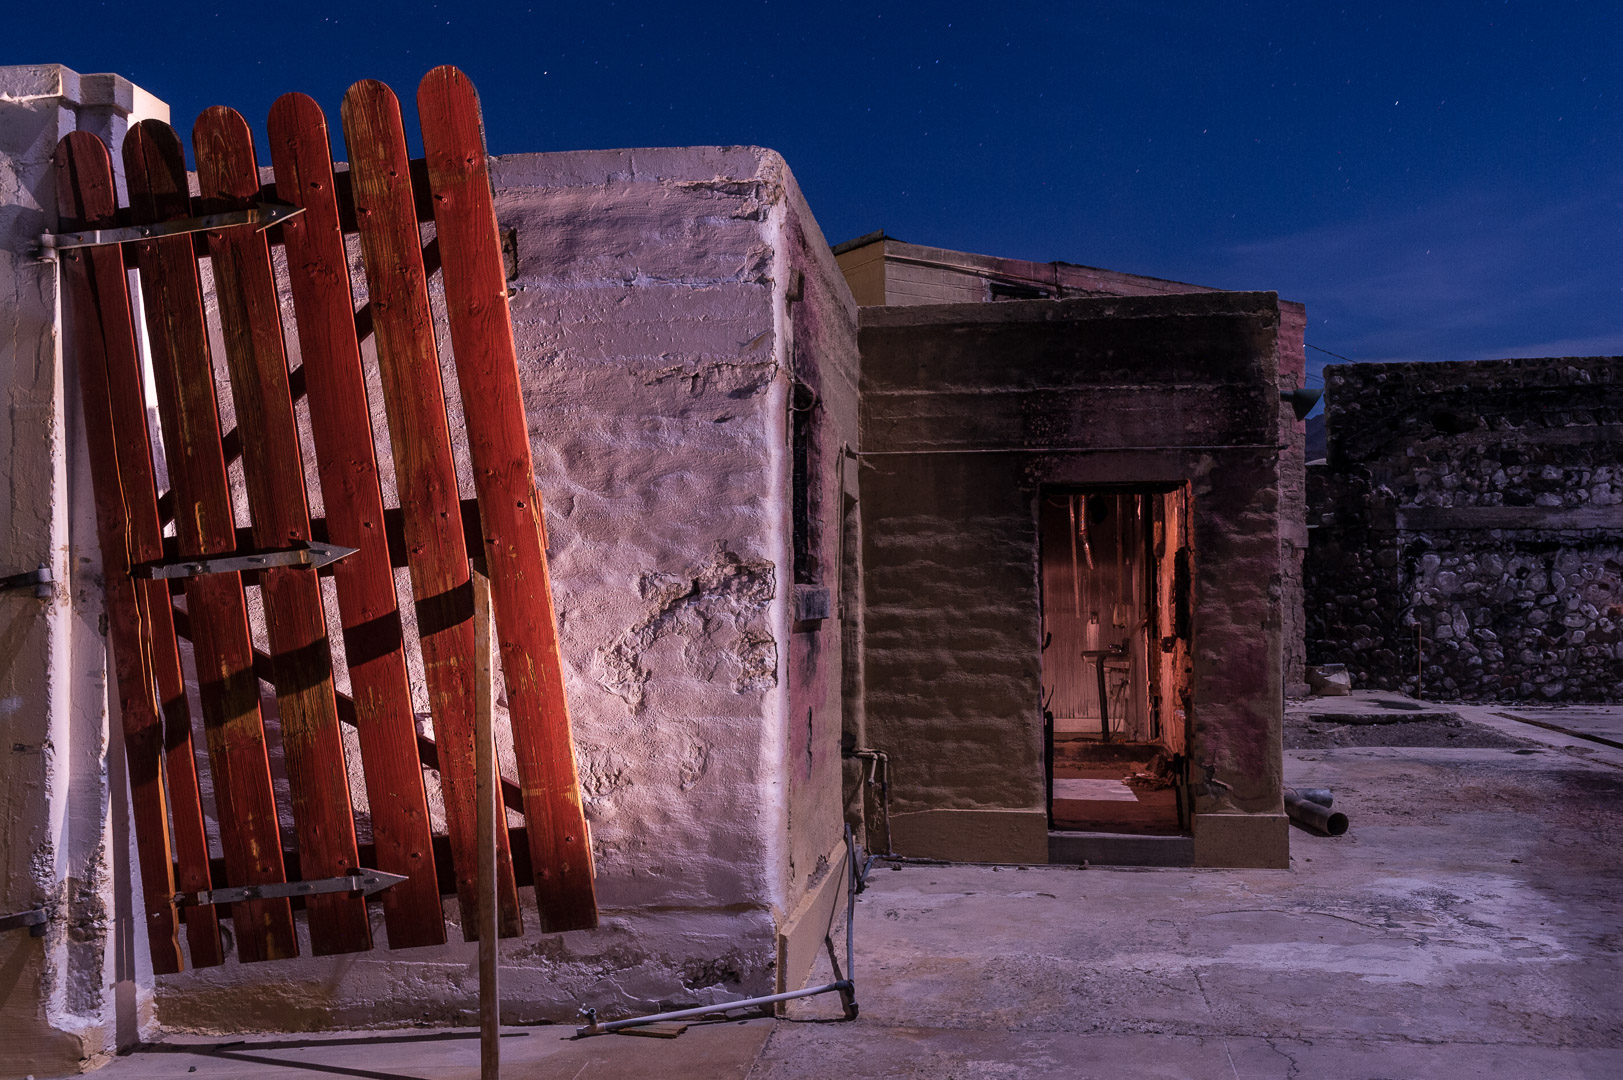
[775,163,861,965]
[1306,356,1622,701]
[149,146,854,1031]
[859,293,1289,869]
[834,236,1310,695]
[0,64,168,1079]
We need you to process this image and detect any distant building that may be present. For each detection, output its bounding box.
[1306,356,1623,702]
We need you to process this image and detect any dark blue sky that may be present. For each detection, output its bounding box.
[12,2,1622,386]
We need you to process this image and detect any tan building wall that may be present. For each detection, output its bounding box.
[858,293,1292,870]
[835,235,1310,695]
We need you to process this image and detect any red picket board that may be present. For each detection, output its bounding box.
[123,119,298,964]
[267,91,446,949]
[194,106,371,956]
[419,66,599,932]
[341,78,523,939]
[54,131,192,974]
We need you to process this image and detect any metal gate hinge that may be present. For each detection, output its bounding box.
[132,541,356,581]
[0,566,54,599]
[37,202,304,261]
[174,869,408,908]
[0,909,47,937]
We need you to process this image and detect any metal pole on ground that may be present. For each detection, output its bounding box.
[473,569,500,1079]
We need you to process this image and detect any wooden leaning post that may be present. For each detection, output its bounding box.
[473,568,501,1076]
[51,69,592,1073]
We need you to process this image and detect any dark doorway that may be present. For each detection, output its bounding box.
[1041,485,1193,834]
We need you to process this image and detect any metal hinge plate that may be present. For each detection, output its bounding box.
[37,202,304,260]
[132,541,356,581]
[174,869,408,908]
[0,566,54,599]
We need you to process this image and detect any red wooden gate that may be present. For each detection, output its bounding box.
[53,67,597,974]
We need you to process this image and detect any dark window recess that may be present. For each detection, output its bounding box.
[1172,548,1193,641]
[988,280,1052,301]
[792,380,821,585]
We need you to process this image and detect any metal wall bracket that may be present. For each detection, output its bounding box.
[132,541,356,581]
[36,202,304,261]
[0,909,48,937]
[175,869,407,908]
[0,566,54,599]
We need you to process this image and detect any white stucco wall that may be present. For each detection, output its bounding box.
[2,56,857,1047]
[150,146,856,1031]
[0,64,168,1078]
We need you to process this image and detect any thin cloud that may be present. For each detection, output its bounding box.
[1198,182,1623,371]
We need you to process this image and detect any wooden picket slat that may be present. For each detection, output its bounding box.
[123,119,298,964]
[419,66,599,932]
[55,133,224,971]
[267,91,446,949]
[193,106,371,956]
[341,78,522,939]
[54,131,188,974]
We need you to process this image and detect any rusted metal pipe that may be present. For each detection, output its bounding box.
[1285,788,1348,836]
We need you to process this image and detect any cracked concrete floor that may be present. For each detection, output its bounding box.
[758,721,1623,1078]
[79,708,1623,1080]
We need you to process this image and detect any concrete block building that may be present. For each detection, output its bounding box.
[833,236,1306,869]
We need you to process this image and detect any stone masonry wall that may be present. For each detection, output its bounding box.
[1306,357,1622,702]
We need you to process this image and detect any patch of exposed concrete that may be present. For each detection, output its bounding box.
[595,546,778,710]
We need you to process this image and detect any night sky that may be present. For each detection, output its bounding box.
[10,1,1622,390]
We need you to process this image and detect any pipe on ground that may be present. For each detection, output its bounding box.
[1285,788,1348,836]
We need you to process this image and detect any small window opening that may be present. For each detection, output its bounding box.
[988,280,1053,301]
[792,380,821,585]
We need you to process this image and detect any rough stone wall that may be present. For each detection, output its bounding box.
[0,65,167,1078]
[131,147,852,1031]
[859,293,1287,865]
[1306,356,1622,701]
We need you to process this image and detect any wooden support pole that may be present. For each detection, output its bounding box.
[473,569,500,1079]
[1096,657,1112,743]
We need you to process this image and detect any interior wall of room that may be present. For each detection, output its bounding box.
[1040,492,1151,741]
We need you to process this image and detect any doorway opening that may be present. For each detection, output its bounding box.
[1040,484,1193,835]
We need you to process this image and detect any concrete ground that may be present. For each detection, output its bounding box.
[72,699,1623,1079]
